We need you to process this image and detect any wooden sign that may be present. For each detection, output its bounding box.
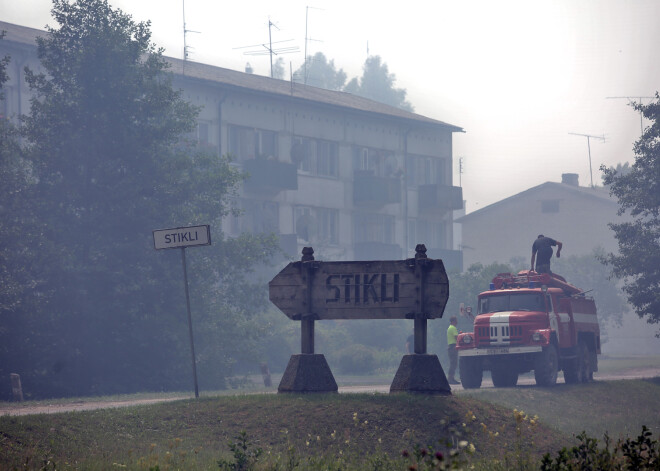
[269,258,449,320]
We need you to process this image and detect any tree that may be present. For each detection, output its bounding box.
[344,56,413,112]
[272,57,285,80]
[0,34,39,317]
[553,250,627,327]
[294,52,347,90]
[1,0,276,399]
[601,93,660,335]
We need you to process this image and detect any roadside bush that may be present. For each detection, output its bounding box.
[333,344,377,374]
[541,425,659,470]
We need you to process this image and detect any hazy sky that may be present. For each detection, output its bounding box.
[2,0,659,212]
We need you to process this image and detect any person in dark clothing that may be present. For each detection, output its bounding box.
[531,235,563,274]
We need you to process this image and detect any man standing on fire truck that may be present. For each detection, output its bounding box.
[531,234,563,274]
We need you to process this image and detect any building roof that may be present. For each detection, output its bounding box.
[0,20,463,132]
[456,181,617,223]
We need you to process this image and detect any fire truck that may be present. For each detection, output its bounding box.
[455,270,601,389]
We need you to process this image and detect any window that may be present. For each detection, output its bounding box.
[354,213,395,244]
[292,136,338,177]
[185,121,212,148]
[228,125,279,161]
[406,155,446,186]
[353,147,397,178]
[317,141,338,177]
[409,219,447,249]
[541,199,560,213]
[479,293,547,314]
[295,206,339,244]
[241,199,279,233]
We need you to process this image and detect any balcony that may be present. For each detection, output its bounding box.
[353,171,401,207]
[353,242,402,261]
[425,247,463,272]
[243,159,298,195]
[418,184,463,213]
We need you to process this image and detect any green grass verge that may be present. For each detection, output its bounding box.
[461,377,660,440]
[1,391,565,470]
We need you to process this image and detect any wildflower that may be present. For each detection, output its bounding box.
[378,438,382,443]
[480,422,488,432]
[316,435,320,441]
[468,443,476,454]
[435,451,444,461]
[458,440,469,448]
[402,449,410,457]
[306,441,310,446]
[331,430,336,439]
[420,448,428,457]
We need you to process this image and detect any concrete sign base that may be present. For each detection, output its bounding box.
[278,354,338,393]
[390,354,452,395]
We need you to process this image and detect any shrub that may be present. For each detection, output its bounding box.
[333,344,377,374]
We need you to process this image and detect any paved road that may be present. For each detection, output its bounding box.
[2,367,658,417]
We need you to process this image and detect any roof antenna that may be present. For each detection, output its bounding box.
[606,96,655,136]
[233,19,298,78]
[568,132,606,188]
[182,0,200,76]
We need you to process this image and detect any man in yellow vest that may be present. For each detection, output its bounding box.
[447,316,459,384]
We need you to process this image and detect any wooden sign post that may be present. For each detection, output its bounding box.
[269,244,452,394]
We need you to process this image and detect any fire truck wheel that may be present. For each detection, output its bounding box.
[578,341,592,383]
[563,349,582,384]
[534,344,559,386]
[459,357,483,389]
[491,364,519,387]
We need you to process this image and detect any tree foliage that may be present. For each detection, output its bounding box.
[553,250,627,327]
[294,52,347,90]
[601,93,660,335]
[344,55,413,112]
[0,0,277,399]
[0,35,43,319]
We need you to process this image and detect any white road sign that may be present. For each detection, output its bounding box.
[153,225,211,250]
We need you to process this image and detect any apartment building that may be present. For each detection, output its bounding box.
[1,20,464,269]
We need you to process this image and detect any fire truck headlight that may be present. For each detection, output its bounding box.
[532,331,543,342]
[462,334,473,345]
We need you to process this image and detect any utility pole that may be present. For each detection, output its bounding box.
[568,132,605,188]
[607,96,654,136]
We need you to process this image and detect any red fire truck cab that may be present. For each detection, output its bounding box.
[456,270,601,389]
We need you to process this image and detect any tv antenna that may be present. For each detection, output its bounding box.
[568,132,606,188]
[182,0,200,76]
[234,20,299,78]
[606,96,655,136]
[458,157,465,187]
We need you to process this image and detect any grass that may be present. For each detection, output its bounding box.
[460,377,660,440]
[1,355,659,469]
[0,391,565,470]
[2,378,660,470]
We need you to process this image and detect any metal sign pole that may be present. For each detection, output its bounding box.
[181,247,200,398]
